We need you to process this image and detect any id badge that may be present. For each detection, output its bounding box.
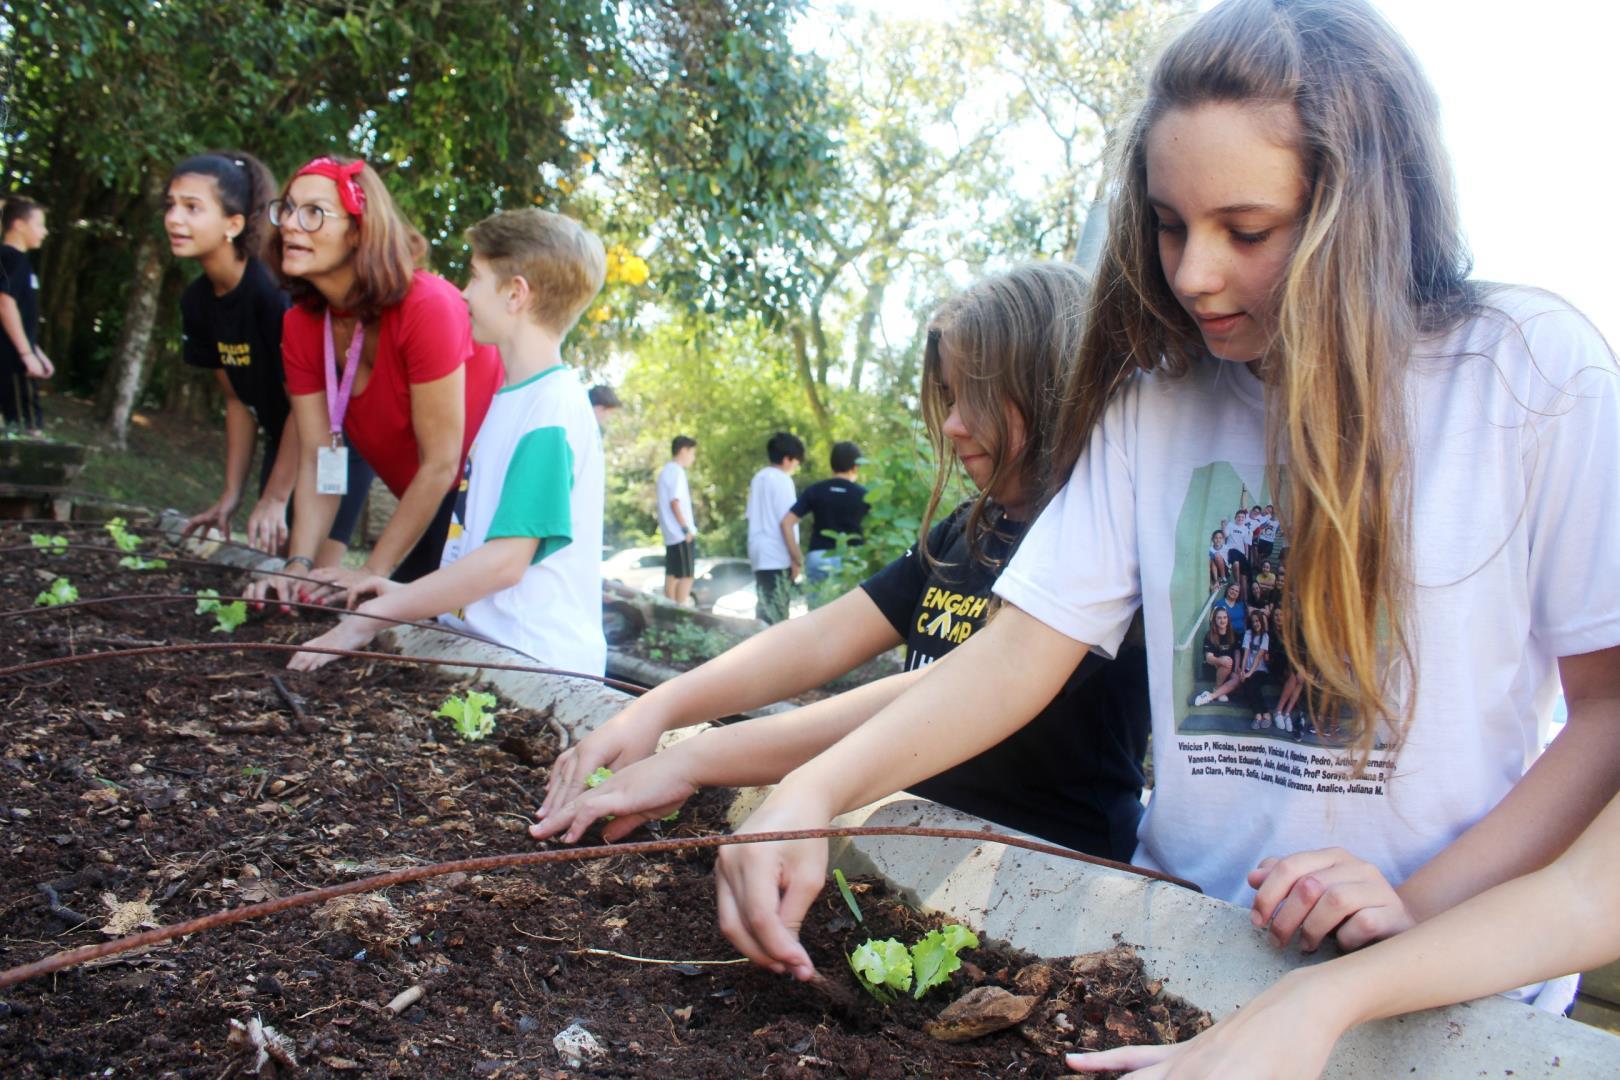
[316,445,349,495]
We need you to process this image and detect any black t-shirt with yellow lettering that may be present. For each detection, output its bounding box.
[859,503,1149,859]
[180,256,291,452]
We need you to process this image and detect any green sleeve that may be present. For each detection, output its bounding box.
[487,425,574,564]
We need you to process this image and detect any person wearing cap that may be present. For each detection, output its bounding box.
[247,154,503,604]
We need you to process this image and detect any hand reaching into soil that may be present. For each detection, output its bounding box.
[288,611,390,671]
[245,496,290,554]
[713,792,833,980]
[531,744,699,843]
[1247,847,1415,952]
[181,499,238,544]
[540,708,669,820]
[300,565,383,607]
[1066,968,1343,1078]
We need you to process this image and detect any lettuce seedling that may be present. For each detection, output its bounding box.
[118,555,168,571]
[849,938,912,1004]
[583,766,679,821]
[909,924,979,998]
[437,690,498,741]
[36,577,79,607]
[195,589,248,633]
[29,533,68,554]
[104,517,141,553]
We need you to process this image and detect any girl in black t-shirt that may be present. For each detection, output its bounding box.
[167,151,369,560]
[533,263,1151,859]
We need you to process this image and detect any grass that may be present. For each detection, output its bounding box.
[32,388,240,515]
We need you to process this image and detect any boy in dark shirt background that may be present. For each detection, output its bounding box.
[0,197,52,432]
[782,440,868,591]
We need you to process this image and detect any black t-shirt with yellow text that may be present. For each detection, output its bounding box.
[859,504,1149,859]
[180,256,291,447]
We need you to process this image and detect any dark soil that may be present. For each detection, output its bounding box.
[0,523,1208,1077]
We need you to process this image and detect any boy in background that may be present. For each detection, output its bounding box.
[289,208,607,674]
[657,435,698,604]
[782,439,867,591]
[746,431,804,624]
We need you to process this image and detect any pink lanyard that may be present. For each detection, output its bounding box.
[323,310,365,448]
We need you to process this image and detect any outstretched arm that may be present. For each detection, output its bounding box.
[1071,786,1620,1079]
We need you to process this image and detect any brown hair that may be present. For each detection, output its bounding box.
[464,208,606,334]
[268,155,428,321]
[168,151,276,261]
[1,196,42,233]
[919,261,1090,565]
[1054,0,1478,762]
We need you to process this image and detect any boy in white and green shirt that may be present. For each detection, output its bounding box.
[288,209,608,675]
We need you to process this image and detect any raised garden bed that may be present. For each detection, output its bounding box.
[0,521,1213,1077]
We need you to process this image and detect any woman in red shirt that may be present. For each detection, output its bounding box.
[251,155,502,601]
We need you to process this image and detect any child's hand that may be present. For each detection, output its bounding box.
[713,790,831,980]
[245,497,289,554]
[1066,969,1345,1078]
[540,709,669,817]
[302,564,381,606]
[530,748,698,844]
[341,574,398,609]
[1248,848,1415,952]
[287,612,385,671]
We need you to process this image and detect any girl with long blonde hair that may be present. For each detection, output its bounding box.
[711,0,1620,1041]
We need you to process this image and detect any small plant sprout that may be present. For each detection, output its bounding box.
[834,869,864,924]
[104,517,142,553]
[35,577,79,607]
[118,554,168,571]
[908,924,979,998]
[29,533,68,555]
[437,690,498,741]
[849,938,912,1004]
[195,589,248,633]
[848,922,979,1004]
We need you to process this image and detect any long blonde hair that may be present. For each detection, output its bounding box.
[1055,0,1476,760]
[919,261,1089,565]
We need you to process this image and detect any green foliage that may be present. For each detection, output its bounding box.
[104,517,141,553]
[848,922,978,1004]
[35,577,79,607]
[909,924,979,998]
[640,622,734,666]
[586,766,614,789]
[195,589,248,634]
[437,690,498,742]
[848,938,912,1004]
[833,869,864,924]
[29,534,68,555]
[117,555,168,571]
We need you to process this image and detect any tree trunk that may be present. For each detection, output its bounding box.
[850,268,888,394]
[98,178,167,449]
[789,323,832,436]
[38,149,93,377]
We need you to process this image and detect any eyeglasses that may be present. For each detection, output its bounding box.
[268,199,348,232]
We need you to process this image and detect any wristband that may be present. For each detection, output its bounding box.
[284,555,315,571]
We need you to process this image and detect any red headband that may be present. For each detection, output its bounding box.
[294,156,368,218]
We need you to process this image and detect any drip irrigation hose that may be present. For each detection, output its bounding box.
[2,541,293,574]
[0,825,1200,991]
[0,640,652,697]
[7,518,305,561]
[0,590,536,660]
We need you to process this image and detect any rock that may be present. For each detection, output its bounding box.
[553,1021,604,1068]
[924,985,1038,1043]
[1012,962,1058,998]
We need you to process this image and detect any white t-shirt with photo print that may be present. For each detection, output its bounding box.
[995,288,1620,928]
[439,364,605,676]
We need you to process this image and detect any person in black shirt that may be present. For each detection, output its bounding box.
[782,439,868,597]
[166,152,369,560]
[0,197,52,432]
[534,263,1149,859]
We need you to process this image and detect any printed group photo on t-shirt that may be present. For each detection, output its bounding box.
[1173,464,1358,746]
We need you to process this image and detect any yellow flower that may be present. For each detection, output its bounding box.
[578,150,595,166]
[587,304,612,323]
[621,255,649,286]
[555,176,575,195]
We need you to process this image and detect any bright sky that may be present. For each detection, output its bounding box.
[803,0,1620,345]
